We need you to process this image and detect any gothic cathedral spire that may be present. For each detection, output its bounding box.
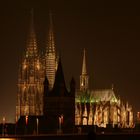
[80,48,89,91]
[82,48,87,75]
[16,10,44,120]
[25,9,38,58]
[45,12,57,89]
[47,12,55,53]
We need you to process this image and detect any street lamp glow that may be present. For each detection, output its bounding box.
[36,118,39,135]
[25,115,28,125]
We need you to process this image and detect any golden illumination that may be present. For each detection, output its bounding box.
[75,95,134,128]
[25,115,28,125]
[0,139,16,140]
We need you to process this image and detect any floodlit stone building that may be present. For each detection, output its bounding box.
[16,11,57,120]
[16,11,134,130]
[16,11,44,119]
[75,49,134,128]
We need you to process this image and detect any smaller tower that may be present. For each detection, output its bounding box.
[80,49,89,91]
[43,58,75,132]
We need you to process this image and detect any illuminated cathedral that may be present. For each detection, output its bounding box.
[16,11,57,120]
[75,49,134,128]
[16,11,134,130]
[16,11,44,119]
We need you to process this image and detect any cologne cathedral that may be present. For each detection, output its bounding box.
[16,11,134,131]
[16,11,57,120]
[16,11,44,119]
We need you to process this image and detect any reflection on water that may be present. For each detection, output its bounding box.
[0,134,87,140]
[0,139,16,140]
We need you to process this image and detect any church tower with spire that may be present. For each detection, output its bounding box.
[80,48,89,91]
[43,57,75,132]
[16,10,44,120]
[45,12,57,89]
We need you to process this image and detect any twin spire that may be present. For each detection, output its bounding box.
[26,9,55,57]
[25,9,56,89]
[26,10,89,91]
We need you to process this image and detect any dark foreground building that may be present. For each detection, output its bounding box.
[43,58,75,133]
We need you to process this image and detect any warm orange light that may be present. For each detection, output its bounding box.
[2,117,5,124]
[61,115,63,124]
[23,64,27,69]
[25,115,28,125]
[36,63,40,70]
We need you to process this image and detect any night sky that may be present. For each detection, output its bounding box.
[0,0,140,122]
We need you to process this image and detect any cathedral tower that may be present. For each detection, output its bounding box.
[45,13,57,89]
[16,10,44,120]
[80,49,89,91]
